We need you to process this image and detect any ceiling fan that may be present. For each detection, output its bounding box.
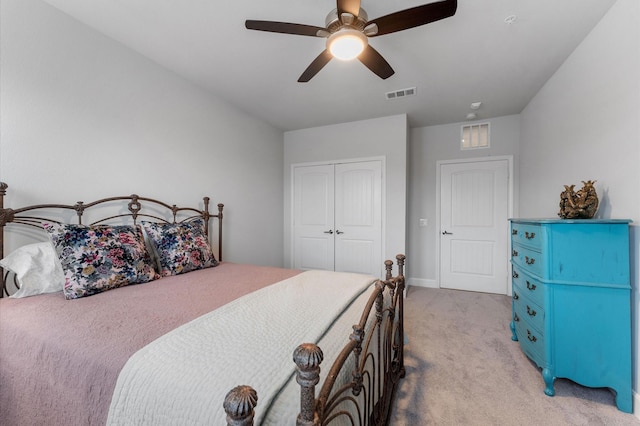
[245,0,457,82]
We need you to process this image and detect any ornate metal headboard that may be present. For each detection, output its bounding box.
[0,182,223,297]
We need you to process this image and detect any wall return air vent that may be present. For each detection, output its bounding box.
[385,87,416,100]
[461,122,490,150]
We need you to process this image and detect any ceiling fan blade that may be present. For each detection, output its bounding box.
[366,0,457,37]
[337,0,361,18]
[298,50,333,82]
[358,45,394,79]
[245,20,328,37]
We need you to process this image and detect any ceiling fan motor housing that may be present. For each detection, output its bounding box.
[325,8,369,33]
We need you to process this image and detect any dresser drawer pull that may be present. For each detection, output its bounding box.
[512,270,519,279]
[513,291,519,300]
[527,330,537,343]
[512,229,518,235]
[526,281,537,291]
[525,231,536,240]
[512,249,518,257]
[525,256,536,265]
[526,305,537,317]
[513,313,520,322]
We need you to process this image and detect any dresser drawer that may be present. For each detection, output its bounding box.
[511,223,543,250]
[513,290,545,334]
[512,268,544,307]
[511,244,543,278]
[514,316,545,366]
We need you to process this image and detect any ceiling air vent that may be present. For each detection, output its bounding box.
[385,87,416,100]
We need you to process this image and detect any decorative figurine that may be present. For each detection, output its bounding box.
[558,180,598,219]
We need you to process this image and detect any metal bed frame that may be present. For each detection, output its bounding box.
[0,181,405,425]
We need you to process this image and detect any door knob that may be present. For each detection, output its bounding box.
[442,231,453,235]
[336,230,344,234]
[323,230,333,234]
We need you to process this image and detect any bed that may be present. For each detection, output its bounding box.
[0,182,406,425]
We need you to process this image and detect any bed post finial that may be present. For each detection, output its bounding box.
[0,182,8,223]
[384,259,394,280]
[0,182,7,224]
[396,254,405,277]
[223,385,258,426]
[202,197,211,236]
[293,343,323,426]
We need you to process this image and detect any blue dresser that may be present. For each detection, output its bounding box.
[509,219,632,413]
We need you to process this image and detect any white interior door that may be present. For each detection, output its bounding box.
[439,159,510,294]
[293,164,335,270]
[334,161,382,275]
[293,160,382,276]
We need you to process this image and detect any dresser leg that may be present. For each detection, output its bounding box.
[613,388,633,413]
[542,368,555,396]
[510,320,518,341]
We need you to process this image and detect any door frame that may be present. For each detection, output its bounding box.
[435,156,514,295]
[290,156,386,277]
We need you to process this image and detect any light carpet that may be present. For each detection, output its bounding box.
[389,286,638,425]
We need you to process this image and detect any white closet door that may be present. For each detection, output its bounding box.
[334,161,382,275]
[293,164,335,271]
[293,160,382,276]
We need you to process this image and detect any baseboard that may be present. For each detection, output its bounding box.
[634,391,639,419]
[407,277,438,290]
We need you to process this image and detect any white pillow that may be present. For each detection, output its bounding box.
[0,242,65,298]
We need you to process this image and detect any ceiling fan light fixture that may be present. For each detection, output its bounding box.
[327,29,367,60]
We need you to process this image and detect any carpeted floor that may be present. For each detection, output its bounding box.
[388,286,639,425]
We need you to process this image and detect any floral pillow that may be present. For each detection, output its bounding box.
[43,223,160,300]
[142,218,218,277]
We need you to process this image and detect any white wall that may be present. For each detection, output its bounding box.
[408,115,521,285]
[519,0,640,405]
[283,114,408,273]
[0,0,285,267]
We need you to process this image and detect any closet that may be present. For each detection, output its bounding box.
[292,160,382,276]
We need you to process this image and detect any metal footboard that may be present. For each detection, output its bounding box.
[224,254,406,426]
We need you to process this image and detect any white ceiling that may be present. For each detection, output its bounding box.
[40,0,617,131]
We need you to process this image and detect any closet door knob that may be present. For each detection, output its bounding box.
[336,230,344,234]
[323,230,333,234]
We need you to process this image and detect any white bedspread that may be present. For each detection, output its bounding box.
[107,270,376,425]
